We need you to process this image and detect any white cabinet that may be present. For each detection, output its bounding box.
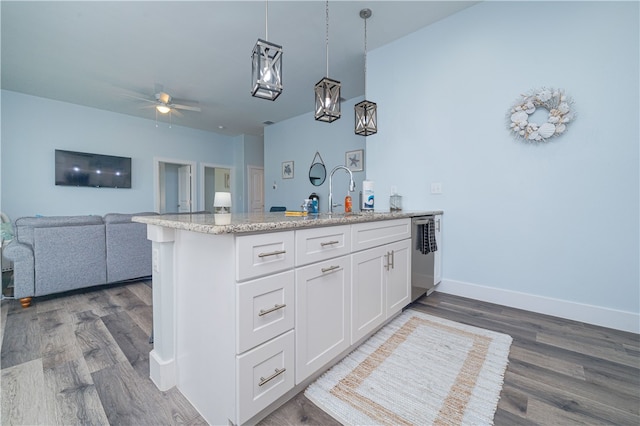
[236,330,295,425]
[237,270,295,353]
[385,239,411,318]
[351,246,385,343]
[236,231,294,281]
[295,225,350,267]
[295,256,351,384]
[350,219,411,344]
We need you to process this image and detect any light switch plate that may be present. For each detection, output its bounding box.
[431,183,442,194]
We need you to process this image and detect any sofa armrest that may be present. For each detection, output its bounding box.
[3,240,35,299]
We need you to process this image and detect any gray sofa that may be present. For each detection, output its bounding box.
[4,212,158,307]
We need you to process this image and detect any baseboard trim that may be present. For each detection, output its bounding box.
[436,279,639,334]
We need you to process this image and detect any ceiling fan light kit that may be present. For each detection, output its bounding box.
[252,0,283,101]
[315,0,341,122]
[354,8,377,136]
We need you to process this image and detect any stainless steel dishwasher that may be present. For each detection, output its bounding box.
[411,215,437,302]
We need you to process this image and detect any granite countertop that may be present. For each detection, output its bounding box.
[132,210,443,235]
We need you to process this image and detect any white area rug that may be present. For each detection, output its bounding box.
[305,309,512,426]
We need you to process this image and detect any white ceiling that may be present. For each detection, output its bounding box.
[1,1,478,136]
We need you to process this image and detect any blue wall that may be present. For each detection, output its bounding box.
[365,2,639,322]
[1,90,245,218]
[264,97,366,213]
[264,1,639,331]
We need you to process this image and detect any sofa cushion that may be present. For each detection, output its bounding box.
[34,224,107,296]
[106,221,152,282]
[15,215,104,247]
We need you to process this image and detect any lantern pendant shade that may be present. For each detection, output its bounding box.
[314,77,341,122]
[251,39,283,101]
[355,100,377,136]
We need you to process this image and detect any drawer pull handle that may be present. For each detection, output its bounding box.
[259,368,286,387]
[320,240,339,247]
[258,303,286,317]
[321,265,340,273]
[258,250,287,258]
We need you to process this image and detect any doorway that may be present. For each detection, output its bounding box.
[200,163,234,213]
[154,158,197,214]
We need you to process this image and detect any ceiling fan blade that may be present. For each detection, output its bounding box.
[122,92,156,104]
[171,103,201,112]
[171,108,184,118]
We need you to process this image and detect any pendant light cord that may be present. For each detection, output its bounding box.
[265,0,268,40]
[364,14,367,99]
[325,0,329,77]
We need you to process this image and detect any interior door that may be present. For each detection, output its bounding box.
[248,166,264,213]
[178,165,192,213]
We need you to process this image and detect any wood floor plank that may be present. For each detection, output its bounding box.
[257,392,342,426]
[101,310,151,376]
[43,357,110,425]
[505,366,639,425]
[1,358,56,425]
[126,281,153,306]
[536,331,640,369]
[72,310,128,373]
[509,345,586,380]
[91,360,165,425]
[1,300,41,369]
[39,307,84,369]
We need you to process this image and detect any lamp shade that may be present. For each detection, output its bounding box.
[354,100,377,136]
[251,39,283,101]
[314,77,341,122]
[214,192,232,213]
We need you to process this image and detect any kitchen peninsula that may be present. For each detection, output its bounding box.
[133,210,442,425]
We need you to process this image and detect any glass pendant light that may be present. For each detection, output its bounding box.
[354,8,377,136]
[251,0,283,101]
[314,0,341,122]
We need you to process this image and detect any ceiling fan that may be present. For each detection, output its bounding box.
[124,86,201,117]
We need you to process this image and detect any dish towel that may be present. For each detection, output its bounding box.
[416,218,438,255]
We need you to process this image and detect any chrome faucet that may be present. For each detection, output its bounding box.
[328,165,356,213]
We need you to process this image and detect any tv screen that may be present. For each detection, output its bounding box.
[55,149,132,188]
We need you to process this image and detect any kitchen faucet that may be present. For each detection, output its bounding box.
[328,165,356,214]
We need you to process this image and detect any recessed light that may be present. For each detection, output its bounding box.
[218,125,225,129]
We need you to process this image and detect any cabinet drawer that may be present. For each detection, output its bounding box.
[237,271,295,353]
[236,330,294,425]
[351,218,411,252]
[236,231,295,281]
[295,225,351,266]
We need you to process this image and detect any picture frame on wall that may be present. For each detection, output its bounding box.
[345,149,364,172]
[282,161,294,179]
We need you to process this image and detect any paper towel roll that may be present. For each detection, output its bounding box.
[362,180,374,210]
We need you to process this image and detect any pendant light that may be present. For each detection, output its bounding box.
[314,0,341,122]
[354,8,377,136]
[251,0,283,101]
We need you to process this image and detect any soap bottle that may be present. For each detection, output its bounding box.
[344,195,352,213]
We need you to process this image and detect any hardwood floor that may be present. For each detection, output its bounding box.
[1,276,638,425]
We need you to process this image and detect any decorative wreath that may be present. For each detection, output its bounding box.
[507,87,575,142]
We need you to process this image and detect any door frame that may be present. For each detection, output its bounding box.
[154,157,197,214]
[199,162,235,213]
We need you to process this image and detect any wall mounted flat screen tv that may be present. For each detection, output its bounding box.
[55,149,132,188]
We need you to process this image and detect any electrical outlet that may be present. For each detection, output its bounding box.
[431,183,442,194]
[152,249,159,273]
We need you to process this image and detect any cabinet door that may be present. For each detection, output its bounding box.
[351,245,386,344]
[386,239,411,319]
[295,256,351,384]
[434,214,443,285]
